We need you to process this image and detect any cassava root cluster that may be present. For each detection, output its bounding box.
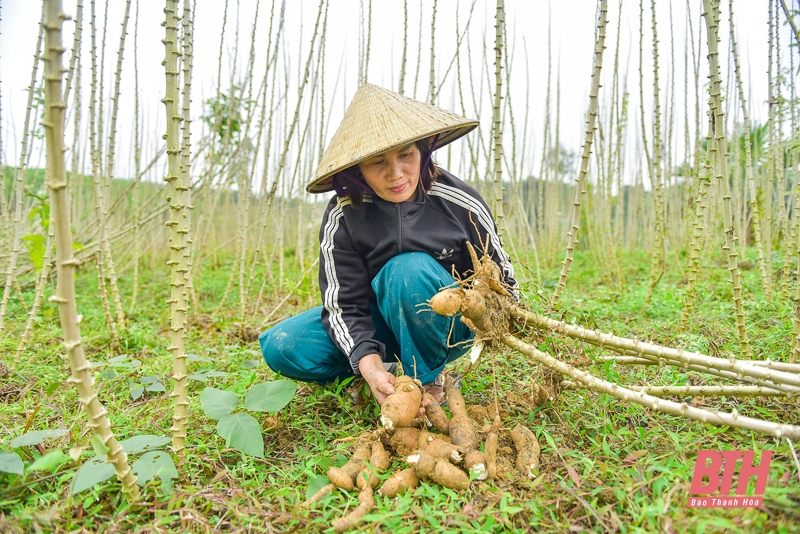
[304,374,541,532]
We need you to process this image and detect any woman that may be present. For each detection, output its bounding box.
[259,83,517,406]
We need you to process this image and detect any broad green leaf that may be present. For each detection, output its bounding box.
[108,355,129,363]
[188,353,212,362]
[240,359,261,369]
[145,383,166,393]
[27,450,69,472]
[10,429,68,448]
[0,452,23,475]
[98,369,118,380]
[131,386,144,400]
[22,234,46,270]
[90,434,110,458]
[216,413,264,458]
[201,387,238,420]
[244,380,297,413]
[187,373,209,382]
[132,451,177,492]
[119,435,170,455]
[305,474,331,501]
[140,376,160,384]
[206,370,228,378]
[71,457,115,494]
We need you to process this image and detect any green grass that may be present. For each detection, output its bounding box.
[1,247,799,533]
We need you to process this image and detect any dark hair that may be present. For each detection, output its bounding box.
[344,138,441,208]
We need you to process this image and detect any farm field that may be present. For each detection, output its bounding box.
[1,245,799,533]
[2,0,800,532]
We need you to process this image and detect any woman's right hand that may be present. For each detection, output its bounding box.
[358,353,396,405]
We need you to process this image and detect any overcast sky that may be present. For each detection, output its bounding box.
[1,0,795,192]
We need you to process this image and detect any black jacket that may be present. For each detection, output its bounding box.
[317,169,518,374]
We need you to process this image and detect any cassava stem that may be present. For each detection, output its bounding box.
[550,0,608,309]
[43,0,139,500]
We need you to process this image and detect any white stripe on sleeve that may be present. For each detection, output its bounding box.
[320,198,356,354]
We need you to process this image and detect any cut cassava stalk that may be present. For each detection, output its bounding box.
[501,334,800,440]
[561,381,787,397]
[398,0,408,94]
[729,0,771,298]
[627,385,786,397]
[99,0,132,334]
[595,355,800,373]
[643,0,667,306]
[163,0,191,458]
[87,0,117,343]
[549,0,608,309]
[129,0,140,312]
[510,306,800,390]
[679,118,715,330]
[0,5,45,335]
[42,0,138,500]
[702,0,753,359]
[490,0,506,239]
[180,0,195,308]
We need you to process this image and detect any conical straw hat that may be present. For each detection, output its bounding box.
[307,83,479,193]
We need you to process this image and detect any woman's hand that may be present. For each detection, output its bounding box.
[358,353,396,405]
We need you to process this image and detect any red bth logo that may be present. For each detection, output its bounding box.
[687,450,772,508]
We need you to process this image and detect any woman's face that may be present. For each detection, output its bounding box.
[357,142,421,203]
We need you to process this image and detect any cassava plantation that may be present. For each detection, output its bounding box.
[2,0,800,532]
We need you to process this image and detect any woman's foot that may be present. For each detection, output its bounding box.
[423,373,447,405]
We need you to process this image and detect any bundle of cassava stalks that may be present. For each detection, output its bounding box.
[301,374,540,532]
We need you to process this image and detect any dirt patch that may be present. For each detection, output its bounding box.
[228,322,261,343]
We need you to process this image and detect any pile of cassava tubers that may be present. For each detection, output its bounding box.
[303,374,541,532]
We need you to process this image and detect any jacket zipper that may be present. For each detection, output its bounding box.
[396,203,403,253]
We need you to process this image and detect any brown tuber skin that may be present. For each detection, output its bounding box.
[445,378,480,451]
[460,289,487,319]
[357,441,391,490]
[422,393,451,434]
[424,437,463,464]
[301,483,334,508]
[464,449,488,480]
[485,431,499,480]
[327,440,372,491]
[510,424,541,478]
[407,449,437,479]
[380,375,423,430]
[429,288,463,316]
[332,487,374,533]
[389,427,422,458]
[408,450,470,491]
[378,468,419,498]
[431,459,471,491]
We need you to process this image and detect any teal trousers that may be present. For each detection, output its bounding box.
[259,252,473,385]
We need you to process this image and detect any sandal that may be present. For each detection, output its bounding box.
[424,372,462,406]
